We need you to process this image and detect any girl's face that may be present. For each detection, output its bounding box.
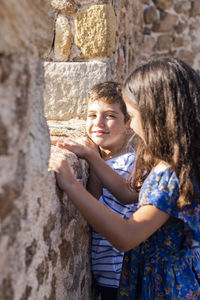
[125,101,145,141]
[86,100,130,154]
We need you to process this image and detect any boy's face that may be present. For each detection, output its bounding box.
[86,100,130,153]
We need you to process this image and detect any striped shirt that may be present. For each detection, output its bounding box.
[91,152,138,288]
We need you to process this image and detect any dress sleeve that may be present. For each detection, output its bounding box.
[139,168,179,215]
[139,168,200,236]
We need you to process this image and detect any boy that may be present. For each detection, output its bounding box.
[86,82,137,300]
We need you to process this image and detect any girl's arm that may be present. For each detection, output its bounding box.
[87,151,138,204]
[52,140,138,204]
[50,155,169,252]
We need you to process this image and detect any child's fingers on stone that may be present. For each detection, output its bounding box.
[51,139,63,146]
[49,155,66,170]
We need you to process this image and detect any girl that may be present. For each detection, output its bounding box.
[51,58,200,299]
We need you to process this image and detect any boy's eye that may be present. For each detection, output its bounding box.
[106,114,116,119]
[87,114,96,118]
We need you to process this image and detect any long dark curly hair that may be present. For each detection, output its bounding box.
[123,58,200,209]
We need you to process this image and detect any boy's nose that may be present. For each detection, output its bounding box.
[94,116,104,126]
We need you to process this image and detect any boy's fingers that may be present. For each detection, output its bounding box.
[51,138,75,147]
[51,140,58,146]
[51,139,65,146]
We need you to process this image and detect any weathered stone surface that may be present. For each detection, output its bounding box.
[152,0,174,11]
[174,22,186,34]
[153,13,178,32]
[47,119,86,137]
[51,0,77,14]
[44,61,111,120]
[0,276,14,300]
[178,50,194,66]
[74,4,116,58]
[141,0,151,4]
[156,35,172,51]
[189,18,200,31]
[173,36,184,48]
[0,0,54,56]
[54,14,71,61]
[0,52,49,298]
[76,0,110,4]
[174,0,191,15]
[190,0,200,17]
[0,117,9,155]
[144,6,158,24]
[0,51,92,299]
[142,36,156,53]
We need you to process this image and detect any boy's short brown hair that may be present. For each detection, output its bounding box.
[87,81,130,122]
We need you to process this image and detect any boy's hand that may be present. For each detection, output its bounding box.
[51,137,99,160]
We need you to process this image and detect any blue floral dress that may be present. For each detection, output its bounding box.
[118,168,200,299]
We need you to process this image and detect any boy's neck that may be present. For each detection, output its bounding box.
[100,144,127,161]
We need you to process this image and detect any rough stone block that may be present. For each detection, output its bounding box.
[0,0,54,56]
[178,50,194,66]
[74,4,116,58]
[175,22,186,34]
[77,0,110,3]
[51,0,77,14]
[191,0,200,17]
[156,35,172,51]
[153,13,178,32]
[47,119,86,137]
[173,36,184,48]
[152,0,174,11]
[142,36,156,53]
[44,61,111,120]
[54,14,72,61]
[0,52,93,299]
[144,6,158,24]
[174,0,191,15]
[141,0,151,4]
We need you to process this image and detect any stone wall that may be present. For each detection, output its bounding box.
[1,0,200,299]
[45,0,200,127]
[0,1,93,300]
[47,0,200,79]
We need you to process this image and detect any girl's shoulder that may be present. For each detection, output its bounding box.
[153,161,171,174]
[146,161,176,181]
[139,165,179,211]
[147,161,178,189]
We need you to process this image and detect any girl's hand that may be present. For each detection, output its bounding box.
[49,154,76,192]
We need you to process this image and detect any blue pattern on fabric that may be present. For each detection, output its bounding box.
[118,168,200,299]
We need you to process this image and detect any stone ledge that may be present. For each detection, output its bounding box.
[47,119,86,138]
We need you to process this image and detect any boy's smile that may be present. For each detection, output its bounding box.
[86,100,130,158]
[91,129,109,136]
